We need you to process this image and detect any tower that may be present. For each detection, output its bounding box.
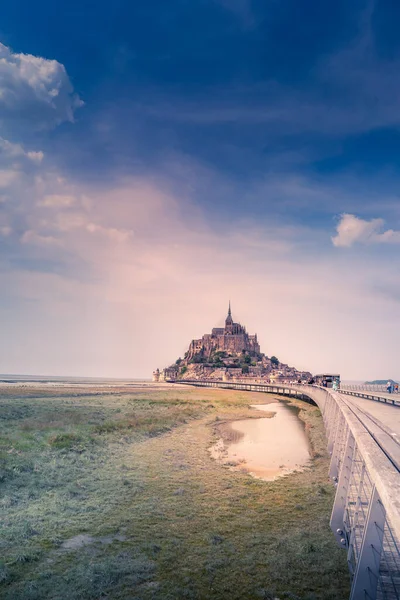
[225,301,234,334]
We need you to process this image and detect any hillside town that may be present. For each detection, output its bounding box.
[153,304,312,384]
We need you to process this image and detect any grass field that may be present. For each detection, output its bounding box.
[0,384,350,600]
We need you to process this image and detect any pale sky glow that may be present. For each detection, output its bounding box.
[1,3,400,380]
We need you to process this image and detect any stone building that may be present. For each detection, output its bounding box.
[186,303,260,360]
[152,366,178,382]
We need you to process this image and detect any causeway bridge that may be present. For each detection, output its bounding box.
[178,380,400,600]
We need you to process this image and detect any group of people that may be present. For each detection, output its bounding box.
[386,381,399,393]
[301,376,340,389]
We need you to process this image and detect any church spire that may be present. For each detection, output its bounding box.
[225,301,233,331]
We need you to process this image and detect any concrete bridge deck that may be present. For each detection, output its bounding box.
[341,393,400,439]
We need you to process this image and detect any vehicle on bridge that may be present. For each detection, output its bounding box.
[315,373,340,388]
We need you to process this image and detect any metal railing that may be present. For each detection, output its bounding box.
[339,388,400,408]
[177,380,400,600]
[318,386,400,600]
[343,384,399,393]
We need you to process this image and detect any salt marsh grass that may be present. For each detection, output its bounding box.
[0,384,349,599]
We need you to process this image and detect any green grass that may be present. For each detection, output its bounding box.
[0,384,350,599]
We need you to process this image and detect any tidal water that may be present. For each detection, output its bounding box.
[0,374,151,386]
[212,402,311,481]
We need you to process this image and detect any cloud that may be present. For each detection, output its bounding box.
[0,137,43,162]
[26,151,44,163]
[0,42,83,133]
[39,194,76,207]
[85,223,133,242]
[21,230,62,246]
[332,213,400,247]
[0,138,45,208]
[0,169,19,188]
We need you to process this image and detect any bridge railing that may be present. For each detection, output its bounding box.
[339,388,400,407]
[177,380,400,600]
[314,385,400,600]
[342,383,398,393]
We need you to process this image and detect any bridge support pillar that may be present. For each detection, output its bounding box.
[330,430,355,547]
[349,486,385,600]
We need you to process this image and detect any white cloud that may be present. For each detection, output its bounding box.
[86,222,133,242]
[27,151,44,163]
[0,138,25,157]
[0,42,83,132]
[20,229,62,246]
[0,137,44,164]
[332,213,400,247]
[39,194,76,207]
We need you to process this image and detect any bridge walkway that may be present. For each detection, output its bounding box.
[340,392,400,437]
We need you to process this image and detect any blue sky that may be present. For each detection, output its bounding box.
[1,0,400,378]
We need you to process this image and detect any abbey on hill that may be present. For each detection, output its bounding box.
[186,302,260,360]
[153,304,312,384]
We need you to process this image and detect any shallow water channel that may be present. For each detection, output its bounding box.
[211,402,311,481]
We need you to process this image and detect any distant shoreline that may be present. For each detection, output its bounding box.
[364,379,399,385]
[0,374,151,385]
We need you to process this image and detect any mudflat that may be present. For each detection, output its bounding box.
[0,383,349,599]
[210,402,311,480]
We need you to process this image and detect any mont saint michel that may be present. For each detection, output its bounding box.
[153,304,311,383]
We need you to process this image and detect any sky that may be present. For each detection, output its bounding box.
[1,0,400,380]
